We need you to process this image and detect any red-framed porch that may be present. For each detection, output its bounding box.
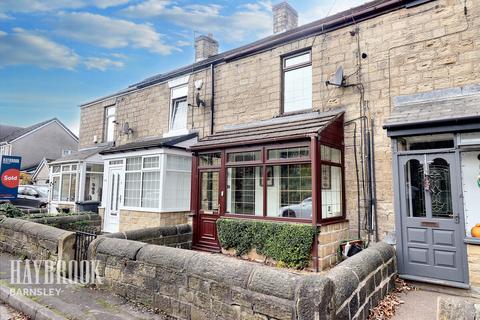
[189,110,346,270]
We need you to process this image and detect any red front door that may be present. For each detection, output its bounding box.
[193,170,221,251]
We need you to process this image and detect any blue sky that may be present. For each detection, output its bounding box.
[0,0,367,134]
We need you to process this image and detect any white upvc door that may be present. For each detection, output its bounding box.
[104,166,123,233]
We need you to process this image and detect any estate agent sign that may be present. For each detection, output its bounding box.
[0,156,21,200]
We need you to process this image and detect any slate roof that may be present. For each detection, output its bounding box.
[0,125,23,141]
[100,133,198,155]
[0,118,78,143]
[50,146,109,164]
[192,109,344,150]
[384,94,480,129]
[81,0,430,107]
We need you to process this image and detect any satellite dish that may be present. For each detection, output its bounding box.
[326,66,345,87]
[122,122,133,135]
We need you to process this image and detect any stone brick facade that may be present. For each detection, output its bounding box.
[318,221,350,270]
[119,210,188,232]
[79,0,480,286]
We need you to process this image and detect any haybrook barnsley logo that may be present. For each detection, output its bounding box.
[1,168,20,188]
[9,259,102,296]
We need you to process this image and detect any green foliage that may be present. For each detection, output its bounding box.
[0,203,23,218]
[217,218,317,269]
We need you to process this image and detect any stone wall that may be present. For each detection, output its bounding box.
[118,210,189,232]
[467,244,480,295]
[326,243,397,319]
[0,217,75,274]
[102,224,192,249]
[78,0,480,241]
[89,238,395,320]
[27,213,102,233]
[318,221,350,270]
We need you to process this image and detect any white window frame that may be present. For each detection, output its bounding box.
[123,155,162,211]
[102,148,192,213]
[50,162,79,204]
[105,106,116,142]
[0,144,11,156]
[162,154,192,212]
[282,50,312,113]
[166,85,189,137]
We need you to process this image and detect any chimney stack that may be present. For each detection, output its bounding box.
[195,33,219,62]
[272,1,298,34]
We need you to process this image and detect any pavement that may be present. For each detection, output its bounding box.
[0,252,171,320]
[0,302,28,320]
[391,281,480,320]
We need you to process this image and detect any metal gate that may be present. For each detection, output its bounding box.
[74,230,97,262]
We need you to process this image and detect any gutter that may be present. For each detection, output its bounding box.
[81,0,431,108]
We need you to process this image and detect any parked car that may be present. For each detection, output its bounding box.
[10,185,49,208]
[279,197,312,219]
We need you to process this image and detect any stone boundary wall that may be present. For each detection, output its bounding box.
[89,237,395,320]
[326,243,397,320]
[28,213,101,233]
[0,217,75,274]
[102,224,192,249]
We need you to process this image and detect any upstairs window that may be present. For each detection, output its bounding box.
[282,51,312,113]
[105,106,116,142]
[170,85,188,133]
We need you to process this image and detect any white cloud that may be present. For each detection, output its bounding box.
[121,0,272,43]
[0,12,13,20]
[176,40,190,47]
[84,57,124,71]
[56,12,175,55]
[0,29,79,69]
[0,0,130,13]
[299,0,369,25]
[65,118,80,136]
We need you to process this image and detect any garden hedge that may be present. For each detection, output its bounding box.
[216,218,317,269]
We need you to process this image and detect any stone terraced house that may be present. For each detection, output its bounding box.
[74,0,480,292]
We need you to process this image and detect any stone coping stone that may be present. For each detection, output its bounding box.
[0,217,73,243]
[137,244,198,270]
[247,266,302,300]
[96,238,147,260]
[103,224,191,241]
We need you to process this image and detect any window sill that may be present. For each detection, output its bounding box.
[464,237,480,245]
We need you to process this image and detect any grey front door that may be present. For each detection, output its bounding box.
[398,153,466,284]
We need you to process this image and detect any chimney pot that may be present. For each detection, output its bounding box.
[195,34,219,62]
[272,1,298,34]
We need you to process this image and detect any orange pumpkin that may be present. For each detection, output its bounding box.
[471,224,480,238]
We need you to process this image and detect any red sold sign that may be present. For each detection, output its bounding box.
[1,168,20,188]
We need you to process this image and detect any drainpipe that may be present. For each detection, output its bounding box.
[371,119,379,241]
[210,63,215,135]
[310,135,319,272]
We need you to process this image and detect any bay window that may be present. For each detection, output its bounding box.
[321,145,343,219]
[122,154,192,211]
[50,164,77,203]
[207,141,344,222]
[124,156,161,209]
[163,155,191,211]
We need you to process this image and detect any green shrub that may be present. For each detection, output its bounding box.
[0,203,23,218]
[217,218,317,269]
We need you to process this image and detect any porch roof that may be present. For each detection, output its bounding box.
[191,109,344,150]
[100,132,198,155]
[50,146,109,164]
[384,86,480,136]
